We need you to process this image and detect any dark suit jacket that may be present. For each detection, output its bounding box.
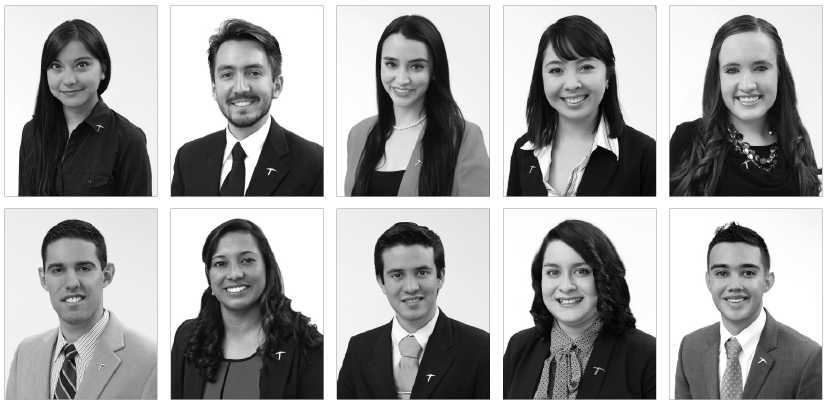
[171,117,323,196]
[337,310,490,399]
[675,309,822,399]
[171,319,323,399]
[504,326,656,399]
[507,125,655,196]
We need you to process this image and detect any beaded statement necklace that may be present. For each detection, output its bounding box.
[726,123,777,172]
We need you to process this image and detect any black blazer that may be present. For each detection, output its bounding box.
[171,319,323,399]
[507,125,655,196]
[171,117,323,196]
[337,310,490,399]
[504,326,656,399]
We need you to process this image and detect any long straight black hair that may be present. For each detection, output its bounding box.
[526,15,625,148]
[351,15,465,196]
[671,15,820,196]
[20,20,111,196]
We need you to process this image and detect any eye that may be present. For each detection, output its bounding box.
[241,257,256,264]
[544,268,560,277]
[724,67,740,74]
[548,67,562,74]
[714,270,729,277]
[742,269,757,277]
[755,65,769,72]
[415,270,429,276]
[76,61,89,68]
[79,265,93,271]
[49,63,62,70]
[212,261,227,268]
[219,71,232,79]
[579,64,595,72]
[388,272,402,279]
[411,63,425,71]
[51,267,64,274]
[248,70,263,77]
[574,267,592,276]
[384,61,397,68]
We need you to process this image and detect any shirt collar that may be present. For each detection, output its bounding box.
[223,115,271,165]
[82,97,111,134]
[52,309,110,365]
[520,119,619,161]
[391,307,440,352]
[719,306,766,357]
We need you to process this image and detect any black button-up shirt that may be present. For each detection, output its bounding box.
[19,99,152,196]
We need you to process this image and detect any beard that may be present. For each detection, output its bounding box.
[218,93,273,128]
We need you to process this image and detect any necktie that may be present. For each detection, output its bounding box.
[54,344,78,399]
[220,142,246,196]
[395,335,422,400]
[721,337,744,399]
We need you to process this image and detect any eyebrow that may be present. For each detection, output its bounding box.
[542,262,589,268]
[46,261,97,269]
[54,56,94,64]
[211,251,258,260]
[544,57,596,68]
[382,56,429,63]
[216,63,266,71]
[709,263,761,270]
[721,60,774,68]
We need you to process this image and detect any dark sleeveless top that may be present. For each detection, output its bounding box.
[367,170,405,196]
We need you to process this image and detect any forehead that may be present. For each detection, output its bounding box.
[45,238,99,266]
[56,40,95,61]
[381,33,430,60]
[719,32,777,65]
[381,244,435,272]
[215,39,270,68]
[542,240,586,265]
[708,242,763,269]
[213,232,260,256]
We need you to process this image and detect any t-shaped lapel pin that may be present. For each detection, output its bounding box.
[275,351,286,360]
[758,357,767,364]
[529,166,536,174]
[267,168,277,176]
[95,125,104,132]
[593,367,604,375]
[426,374,435,382]
[98,363,107,371]
[416,160,422,166]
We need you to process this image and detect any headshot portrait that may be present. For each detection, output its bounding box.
[504,6,656,197]
[4,209,158,399]
[670,7,823,196]
[337,6,490,196]
[503,209,657,399]
[336,209,490,399]
[170,209,324,399]
[4,6,158,196]
[170,6,323,197]
[670,209,822,399]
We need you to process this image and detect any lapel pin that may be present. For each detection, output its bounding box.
[758,357,767,364]
[416,160,422,166]
[267,168,277,176]
[529,166,536,174]
[95,125,104,132]
[98,363,107,371]
[426,374,435,382]
[275,351,285,360]
[741,160,753,169]
[593,367,604,375]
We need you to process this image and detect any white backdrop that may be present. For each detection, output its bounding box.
[169,209,324,343]
[4,209,158,388]
[503,6,657,194]
[669,208,822,399]
[336,209,490,375]
[336,6,491,195]
[669,6,823,166]
[4,6,159,196]
[169,6,325,185]
[503,209,658,352]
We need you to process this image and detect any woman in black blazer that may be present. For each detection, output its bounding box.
[507,15,655,196]
[503,220,655,399]
[171,219,323,399]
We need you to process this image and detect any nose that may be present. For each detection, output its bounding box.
[64,269,80,289]
[558,271,577,293]
[563,71,582,92]
[726,274,744,292]
[396,68,411,85]
[402,276,419,294]
[226,261,245,280]
[62,68,78,86]
[738,71,757,92]
[233,74,251,93]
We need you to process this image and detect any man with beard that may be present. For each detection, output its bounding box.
[171,19,323,196]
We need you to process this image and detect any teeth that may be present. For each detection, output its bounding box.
[564,96,586,104]
[66,297,82,303]
[226,286,248,293]
[403,297,422,303]
[232,101,252,107]
[739,96,760,103]
[393,87,412,94]
[726,298,745,303]
[558,298,582,304]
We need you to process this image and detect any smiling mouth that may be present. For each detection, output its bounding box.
[737,95,761,105]
[62,89,82,95]
[392,87,413,96]
[64,296,84,303]
[561,95,587,105]
[557,297,583,305]
[230,99,256,107]
[401,297,423,305]
[225,285,249,293]
[725,297,747,303]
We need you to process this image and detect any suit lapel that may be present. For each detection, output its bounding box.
[519,149,548,196]
[183,361,206,398]
[515,334,551,398]
[398,130,425,196]
[32,329,59,398]
[201,132,226,195]
[412,311,453,399]
[259,339,296,399]
[703,327,721,399]
[367,321,397,398]
[577,329,615,399]
[246,117,290,196]
[576,148,618,196]
[743,310,779,399]
[76,313,124,399]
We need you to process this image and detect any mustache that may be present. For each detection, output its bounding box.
[226,94,260,104]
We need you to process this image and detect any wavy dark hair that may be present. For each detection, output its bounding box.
[671,15,820,196]
[207,18,282,83]
[707,221,770,272]
[530,220,636,339]
[184,219,322,382]
[351,15,466,196]
[526,15,625,148]
[20,20,111,196]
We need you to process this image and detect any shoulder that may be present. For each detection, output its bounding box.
[282,126,323,158]
[173,318,198,346]
[16,327,57,351]
[347,322,389,350]
[620,125,655,149]
[108,109,146,142]
[511,133,531,151]
[681,322,718,347]
[445,315,489,346]
[616,328,656,353]
[21,118,35,137]
[775,320,822,353]
[176,130,224,156]
[348,116,378,145]
[672,118,702,145]
[507,326,541,348]
[122,324,158,355]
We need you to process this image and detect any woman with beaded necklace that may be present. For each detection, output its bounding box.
[343,15,489,197]
[670,15,821,196]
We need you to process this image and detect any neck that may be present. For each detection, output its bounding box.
[556,112,599,141]
[398,307,437,334]
[229,114,269,141]
[722,305,762,336]
[220,304,263,335]
[63,95,99,130]
[557,314,599,339]
[393,104,426,128]
[729,114,772,145]
[60,307,104,343]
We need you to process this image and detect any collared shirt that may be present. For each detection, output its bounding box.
[50,310,110,397]
[520,120,618,196]
[391,307,440,370]
[718,307,766,390]
[219,116,271,194]
[18,98,151,196]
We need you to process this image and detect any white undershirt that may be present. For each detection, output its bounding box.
[718,306,766,390]
[219,116,271,194]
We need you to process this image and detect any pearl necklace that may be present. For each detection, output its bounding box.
[393,114,427,131]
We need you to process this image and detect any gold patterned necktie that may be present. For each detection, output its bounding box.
[54,344,78,399]
[395,335,422,400]
[721,337,743,400]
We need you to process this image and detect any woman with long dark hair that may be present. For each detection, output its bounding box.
[343,14,489,196]
[503,220,655,399]
[171,219,323,399]
[670,15,820,196]
[507,16,655,197]
[19,19,151,196]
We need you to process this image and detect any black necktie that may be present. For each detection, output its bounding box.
[54,344,78,399]
[220,142,246,196]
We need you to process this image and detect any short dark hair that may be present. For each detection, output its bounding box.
[207,18,282,83]
[374,222,445,284]
[530,220,636,338]
[707,221,771,271]
[41,219,107,269]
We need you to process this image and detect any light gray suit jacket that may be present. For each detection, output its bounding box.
[6,311,157,399]
[675,308,822,399]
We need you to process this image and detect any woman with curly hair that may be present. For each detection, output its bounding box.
[503,220,655,399]
[171,219,323,399]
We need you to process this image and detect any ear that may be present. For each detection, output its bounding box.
[763,271,775,293]
[102,263,115,288]
[705,271,711,292]
[376,275,387,295]
[39,267,48,291]
[272,76,284,99]
[437,272,444,291]
[212,82,218,102]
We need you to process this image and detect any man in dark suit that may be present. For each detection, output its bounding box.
[171,18,322,197]
[337,222,490,399]
[675,222,822,399]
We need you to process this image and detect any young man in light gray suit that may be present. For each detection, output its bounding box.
[6,220,157,399]
[675,222,822,399]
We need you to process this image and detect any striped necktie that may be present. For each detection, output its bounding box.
[54,344,78,399]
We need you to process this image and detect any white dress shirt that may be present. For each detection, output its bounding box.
[50,310,110,396]
[520,120,618,196]
[718,307,766,390]
[219,116,271,194]
[391,307,440,371]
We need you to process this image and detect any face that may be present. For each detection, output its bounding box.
[47,40,105,111]
[707,242,774,334]
[212,40,282,130]
[718,32,778,125]
[39,238,113,330]
[377,244,443,332]
[541,240,600,331]
[542,45,607,125]
[208,232,267,314]
[380,34,431,113]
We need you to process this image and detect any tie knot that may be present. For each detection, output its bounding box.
[63,344,78,360]
[725,337,743,359]
[399,335,422,358]
[231,142,246,161]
